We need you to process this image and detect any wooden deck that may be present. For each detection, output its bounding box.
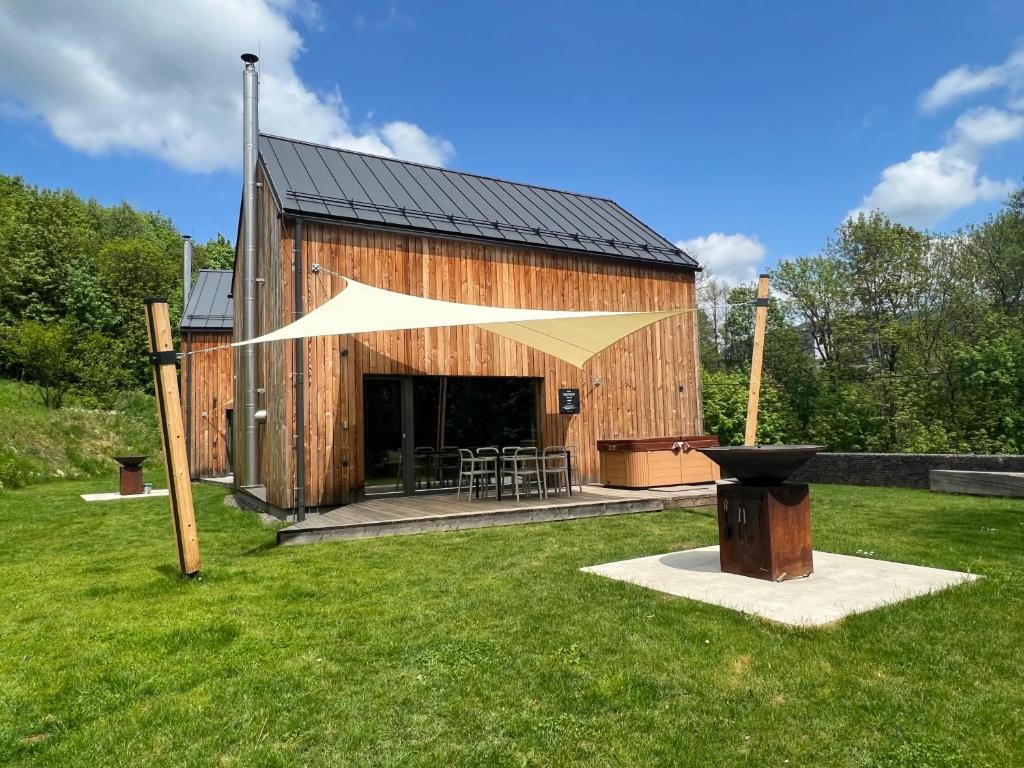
[276,483,718,545]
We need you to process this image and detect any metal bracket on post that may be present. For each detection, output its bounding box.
[148,351,179,366]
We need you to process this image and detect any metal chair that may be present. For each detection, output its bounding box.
[438,446,461,487]
[457,448,493,500]
[502,446,543,501]
[476,446,500,495]
[414,446,435,489]
[561,444,583,493]
[541,446,571,497]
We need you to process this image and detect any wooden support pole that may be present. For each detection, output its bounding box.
[744,274,770,446]
[144,298,201,577]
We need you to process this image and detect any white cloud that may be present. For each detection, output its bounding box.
[920,46,1024,113]
[0,0,454,172]
[675,233,766,285]
[850,107,1022,227]
[953,105,1024,146]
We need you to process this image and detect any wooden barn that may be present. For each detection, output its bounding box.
[180,268,234,480]
[230,131,705,516]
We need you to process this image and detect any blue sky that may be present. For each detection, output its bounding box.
[1,1,1023,282]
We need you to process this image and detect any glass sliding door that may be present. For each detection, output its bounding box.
[363,377,408,496]
[362,374,541,497]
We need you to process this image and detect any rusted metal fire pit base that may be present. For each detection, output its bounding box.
[119,466,144,496]
[113,455,147,496]
[716,483,813,582]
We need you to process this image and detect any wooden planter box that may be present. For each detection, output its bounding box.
[597,436,721,488]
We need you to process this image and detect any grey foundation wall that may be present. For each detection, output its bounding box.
[790,453,1024,489]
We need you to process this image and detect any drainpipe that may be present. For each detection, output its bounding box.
[182,235,193,311]
[240,52,259,488]
[185,330,193,475]
[182,234,193,474]
[293,218,306,521]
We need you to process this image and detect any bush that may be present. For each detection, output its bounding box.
[701,368,795,445]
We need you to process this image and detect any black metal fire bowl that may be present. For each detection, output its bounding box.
[696,445,824,485]
[113,455,148,468]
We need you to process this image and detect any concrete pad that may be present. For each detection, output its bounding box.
[80,489,169,502]
[582,546,978,627]
[930,470,1024,498]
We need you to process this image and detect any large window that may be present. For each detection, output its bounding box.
[363,375,540,496]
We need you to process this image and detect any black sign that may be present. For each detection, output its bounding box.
[558,388,580,414]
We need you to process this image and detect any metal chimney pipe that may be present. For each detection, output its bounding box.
[240,52,259,488]
[182,235,193,311]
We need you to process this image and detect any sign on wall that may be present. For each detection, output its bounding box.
[558,388,581,414]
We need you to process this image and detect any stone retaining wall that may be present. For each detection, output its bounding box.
[790,453,1024,489]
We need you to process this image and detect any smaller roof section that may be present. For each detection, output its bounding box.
[181,269,233,331]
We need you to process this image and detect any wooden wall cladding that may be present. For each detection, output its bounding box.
[182,331,233,479]
[236,171,703,510]
[259,220,703,509]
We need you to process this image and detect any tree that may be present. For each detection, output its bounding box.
[772,255,848,366]
[962,187,1024,314]
[0,320,78,408]
[696,274,730,369]
[196,233,235,270]
[96,237,181,384]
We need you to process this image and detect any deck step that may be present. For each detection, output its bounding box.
[277,487,716,545]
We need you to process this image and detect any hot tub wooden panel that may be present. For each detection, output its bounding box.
[597,436,720,488]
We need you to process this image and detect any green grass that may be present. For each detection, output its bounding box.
[0,378,160,490]
[1,481,1022,767]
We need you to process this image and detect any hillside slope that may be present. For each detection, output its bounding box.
[0,378,160,490]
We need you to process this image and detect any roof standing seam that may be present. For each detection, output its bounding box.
[259,134,697,269]
[181,270,234,331]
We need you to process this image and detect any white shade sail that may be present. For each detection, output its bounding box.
[235,276,688,368]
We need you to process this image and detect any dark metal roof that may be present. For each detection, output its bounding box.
[181,269,233,331]
[258,133,697,269]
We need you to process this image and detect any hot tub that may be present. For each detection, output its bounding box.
[597,436,721,488]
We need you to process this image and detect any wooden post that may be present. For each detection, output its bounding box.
[144,298,201,577]
[744,274,770,446]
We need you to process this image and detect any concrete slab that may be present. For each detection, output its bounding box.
[930,470,1024,498]
[581,546,978,627]
[80,489,169,502]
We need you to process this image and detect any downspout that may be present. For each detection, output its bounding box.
[240,52,259,487]
[182,236,194,475]
[185,330,193,475]
[292,218,306,521]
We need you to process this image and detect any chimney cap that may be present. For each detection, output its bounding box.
[182,234,192,240]
[241,53,259,64]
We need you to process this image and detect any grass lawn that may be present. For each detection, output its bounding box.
[1,481,1022,767]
